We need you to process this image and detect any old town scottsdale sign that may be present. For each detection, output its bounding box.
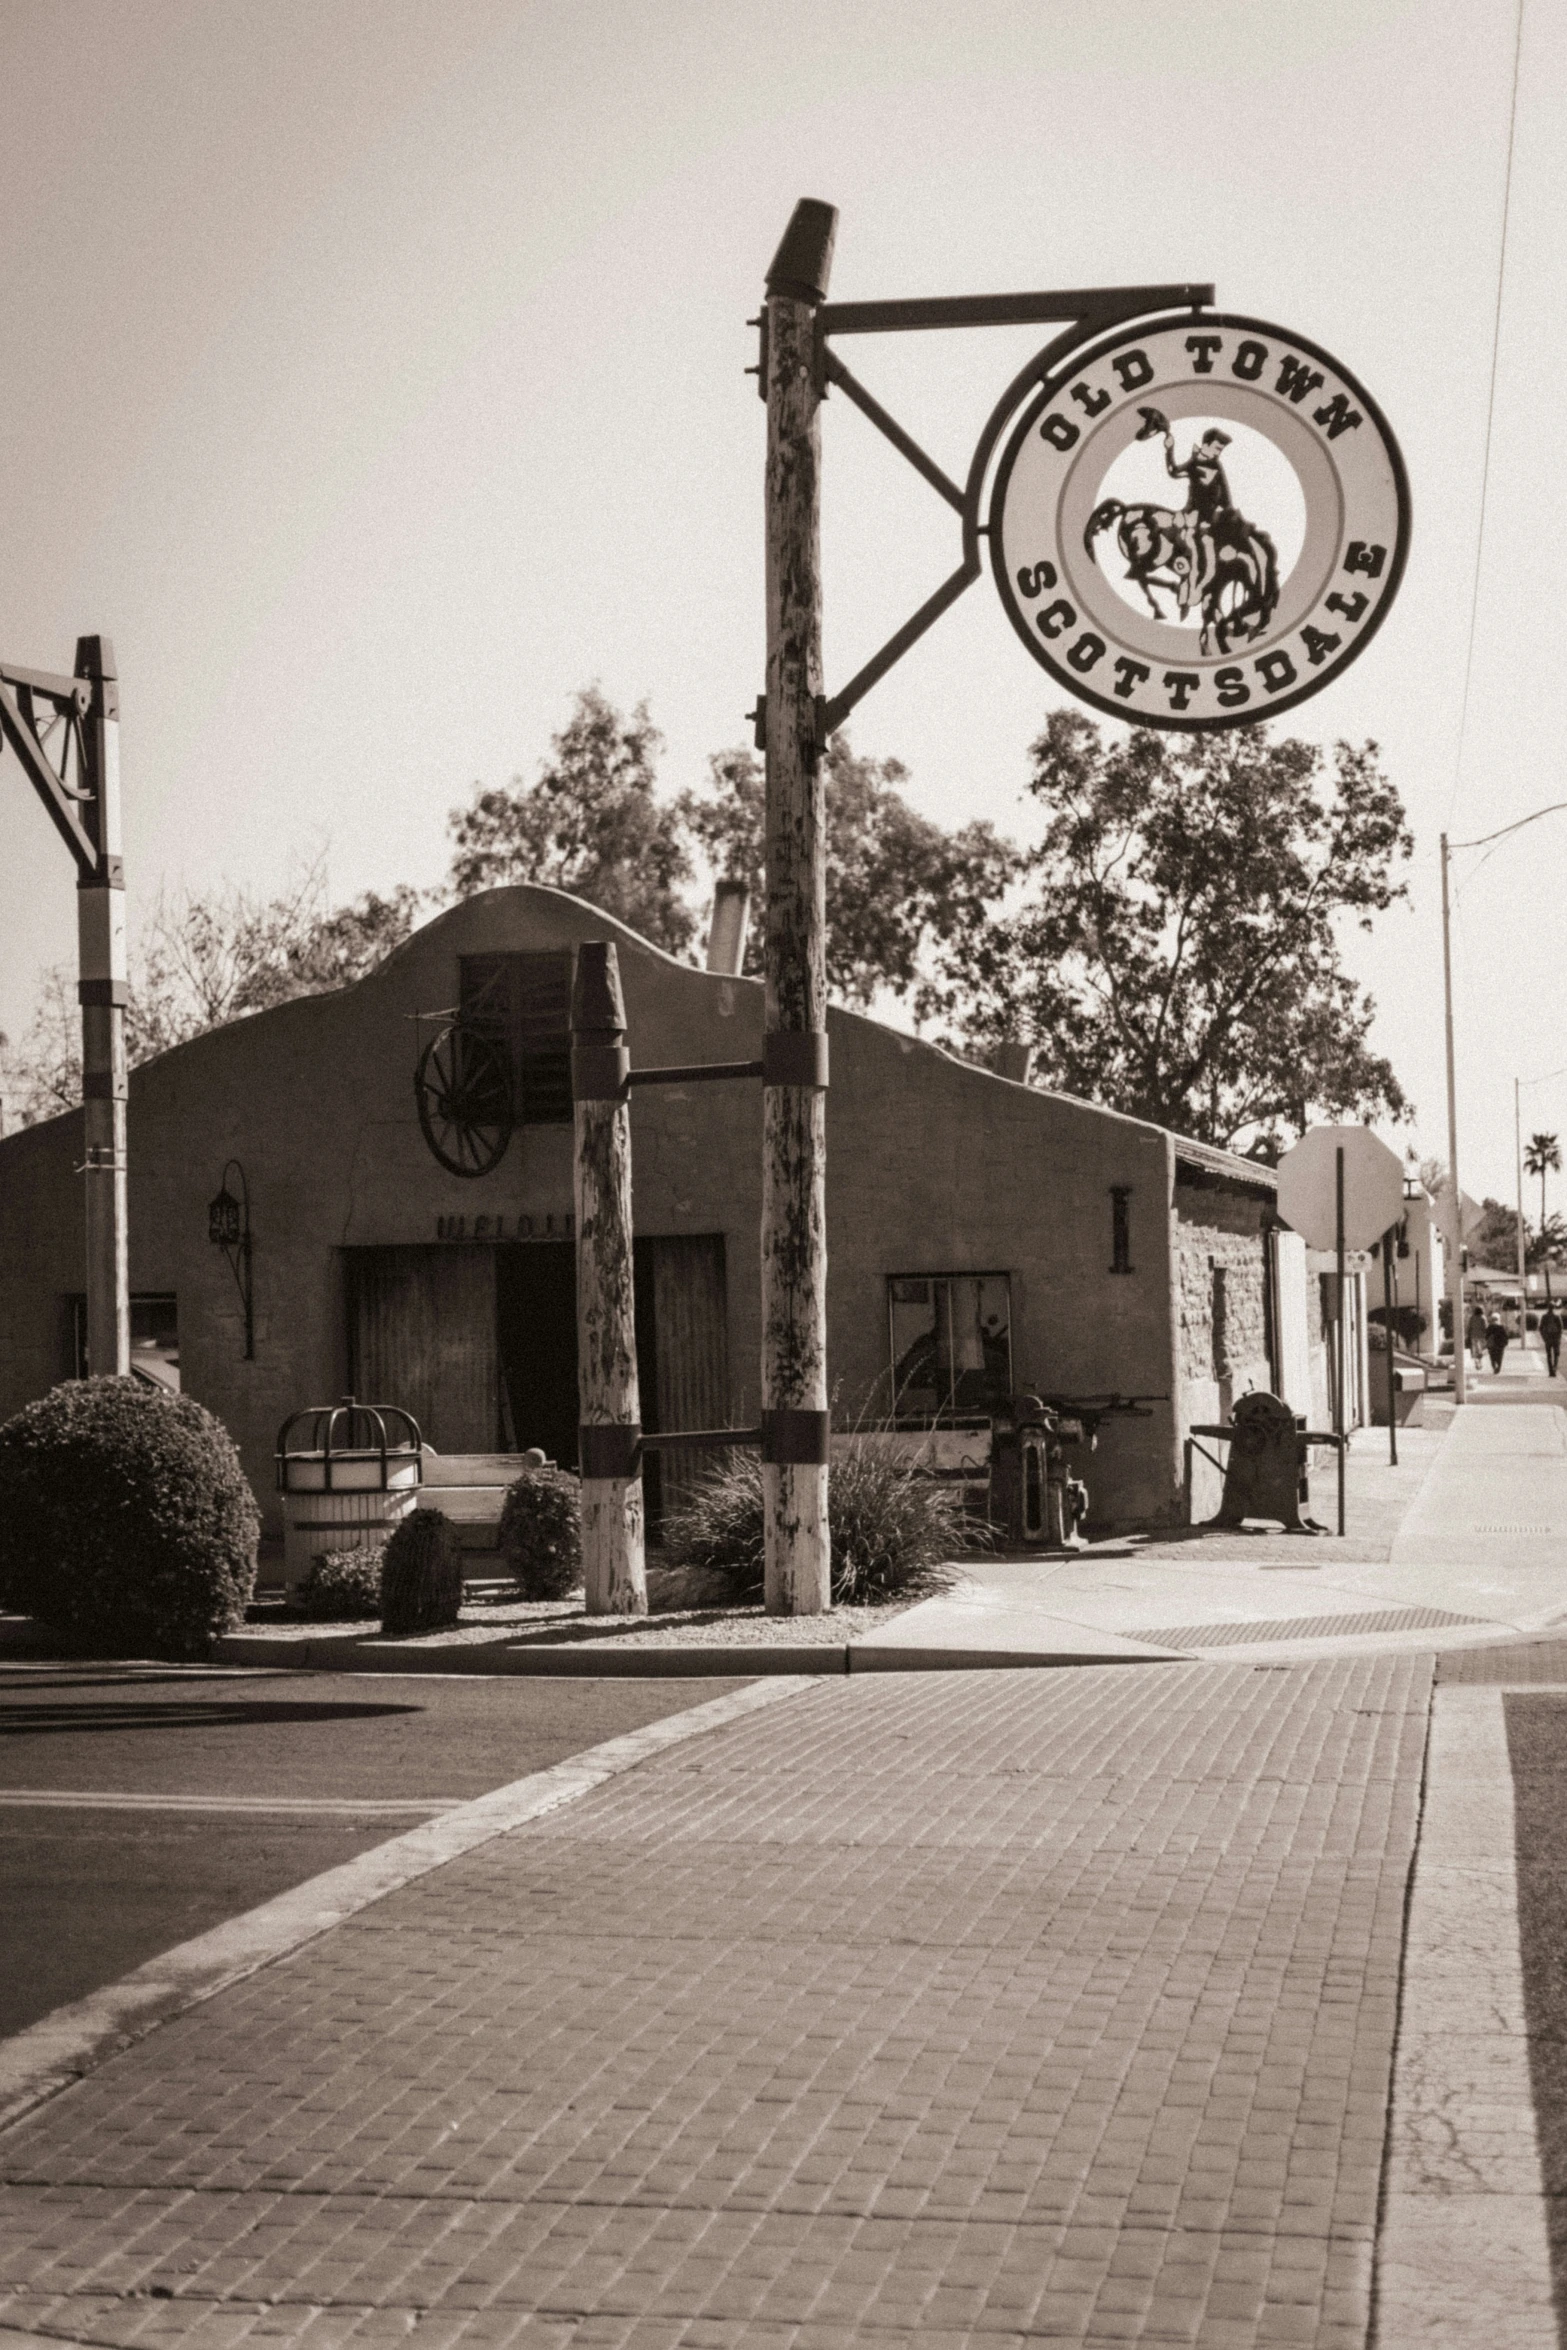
[990,314,1408,730]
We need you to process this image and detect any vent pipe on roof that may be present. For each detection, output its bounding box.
[705,879,751,976]
[995,1041,1034,1085]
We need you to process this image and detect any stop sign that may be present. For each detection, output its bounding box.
[1275,1125,1404,1253]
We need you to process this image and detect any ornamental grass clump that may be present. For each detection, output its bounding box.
[662,1439,972,1607]
[498,1466,582,1601]
[302,1547,382,1620]
[379,1507,464,1636]
[0,1375,259,1659]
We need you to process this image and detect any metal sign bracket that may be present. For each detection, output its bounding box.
[748,281,1214,739]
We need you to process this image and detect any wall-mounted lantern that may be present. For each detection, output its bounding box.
[207,1159,253,1359]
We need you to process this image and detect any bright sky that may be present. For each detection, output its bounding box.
[1,0,1560,1210]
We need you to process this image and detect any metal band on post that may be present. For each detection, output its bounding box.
[761,1407,832,1467]
[577,1423,643,1481]
[571,1043,630,1102]
[762,1031,829,1090]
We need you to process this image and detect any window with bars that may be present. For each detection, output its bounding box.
[887,1273,1012,1424]
[460,952,573,1124]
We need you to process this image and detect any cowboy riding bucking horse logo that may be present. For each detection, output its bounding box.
[1084,406,1280,655]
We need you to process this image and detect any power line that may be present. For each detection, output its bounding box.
[1447,0,1527,827]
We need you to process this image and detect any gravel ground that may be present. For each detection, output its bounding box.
[226,1589,925,1654]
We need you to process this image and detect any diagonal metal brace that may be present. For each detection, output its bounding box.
[824,351,964,513]
[0,670,97,876]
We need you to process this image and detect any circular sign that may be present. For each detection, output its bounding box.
[989,313,1409,731]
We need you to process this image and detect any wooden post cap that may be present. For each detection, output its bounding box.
[765,199,838,303]
[572,940,625,1041]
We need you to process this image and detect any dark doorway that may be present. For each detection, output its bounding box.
[346,1247,497,1451]
[634,1234,729,1528]
[497,1242,579,1468]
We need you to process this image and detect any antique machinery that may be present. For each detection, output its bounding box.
[991,1391,1166,1550]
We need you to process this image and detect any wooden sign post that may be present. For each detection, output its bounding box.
[570,941,647,1615]
[760,200,836,1615]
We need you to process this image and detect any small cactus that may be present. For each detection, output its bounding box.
[379,1508,464,1636]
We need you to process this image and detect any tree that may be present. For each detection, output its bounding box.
[1525,1132,1561,1251]
[446,686,695,955]
[0,868,422,1127]
[932,712,1413,1153]
[677,735,1017,1009]
[1467,1197,1525,1269]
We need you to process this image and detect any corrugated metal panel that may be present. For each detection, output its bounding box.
[649,1234,729,1519]
[347,1246,498,1453]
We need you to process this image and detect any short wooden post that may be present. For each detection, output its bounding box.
[76,635,129,1376]
[760,198,836,1615]
[571,940,647,1615]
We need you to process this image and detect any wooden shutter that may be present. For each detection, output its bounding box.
[347,1246,498,1453]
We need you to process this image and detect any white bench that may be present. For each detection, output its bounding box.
[418,1449,536,1576]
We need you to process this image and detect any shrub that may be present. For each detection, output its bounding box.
[499,1467,582,1600]
[0,1376,259,1658]
[661,1440,972,1607]
[302,1546,382,1620]
[380,1507,464,1635]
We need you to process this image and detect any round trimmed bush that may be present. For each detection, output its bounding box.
[499,1467,582,1601]
[380,1507,464,1635]
[661,1440,974,1607]
[0,1376,259,1658]
[302,1547,382,1620]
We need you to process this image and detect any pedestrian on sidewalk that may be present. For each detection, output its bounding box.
[1542,1301,1563,1377]
[1467,1303,1489,1372]
[1486,1312,1510,1374]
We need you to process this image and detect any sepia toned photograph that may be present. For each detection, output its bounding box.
[0,4,1561,2342]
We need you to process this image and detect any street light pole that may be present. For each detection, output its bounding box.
[1516,1074,1528,1348]
[1441,832,1466,1405]
[1441,800,1567,1407]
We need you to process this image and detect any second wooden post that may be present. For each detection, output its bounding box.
[761,199,836,1614]
[571,940,647,1615]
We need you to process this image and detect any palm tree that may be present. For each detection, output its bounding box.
[1526,1132,1562,1299]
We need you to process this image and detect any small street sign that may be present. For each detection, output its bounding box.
[1276,1124,1405,1255]
[990,314,1408,731]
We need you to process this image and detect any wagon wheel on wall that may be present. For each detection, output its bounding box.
[414,1023,514,1177]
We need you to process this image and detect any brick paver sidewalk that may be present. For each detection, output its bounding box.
[0,1657,1431,2347]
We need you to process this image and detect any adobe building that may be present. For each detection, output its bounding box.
[0,884,1346,1536]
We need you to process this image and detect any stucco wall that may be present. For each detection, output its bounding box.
[0,885,1281,1536]
[1172,1167,1274,1521]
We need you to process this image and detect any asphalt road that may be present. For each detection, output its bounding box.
[0,1665,752,2039]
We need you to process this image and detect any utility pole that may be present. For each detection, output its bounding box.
[77,636,129,1378]
[571,941,647,1615]
[1440,833,1466,1405]
[760,199,836,1614]
[0,633,128,1375]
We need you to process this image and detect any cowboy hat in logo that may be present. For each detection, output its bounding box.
[989,313,1409,731]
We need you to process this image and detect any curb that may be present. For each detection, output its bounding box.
[210,1634,1167,1675]
[0,1675,811,2137]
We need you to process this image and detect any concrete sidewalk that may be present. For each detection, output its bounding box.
[866,1402,1567,1669]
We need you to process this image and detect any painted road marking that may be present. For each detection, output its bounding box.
[0,1674,809,2135]
[0,1789,462,1817]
